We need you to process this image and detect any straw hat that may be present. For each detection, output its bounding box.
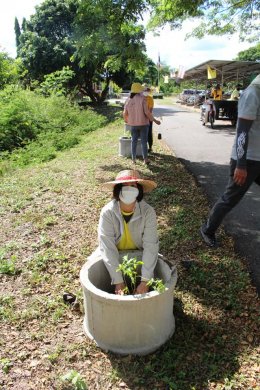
[103,170,157,193]
[130,83,144,94]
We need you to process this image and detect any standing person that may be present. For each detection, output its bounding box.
[123,83,160,165]
[97,169,159,295]
[143,86,154,153]
[200,74,260,247]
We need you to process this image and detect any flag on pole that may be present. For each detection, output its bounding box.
[164,75,169,83]
[178,65,185,79]
[207,66,217,79]
[158,53,161,69]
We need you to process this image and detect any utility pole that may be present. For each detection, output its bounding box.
[157,53,160,91]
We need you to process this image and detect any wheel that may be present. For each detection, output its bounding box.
[201,110,206,126]
[209,112,214,129]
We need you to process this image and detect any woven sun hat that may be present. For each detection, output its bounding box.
[130,83,144,94]
[103,170,157,193]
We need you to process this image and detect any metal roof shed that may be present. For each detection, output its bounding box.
[184,60,260,85]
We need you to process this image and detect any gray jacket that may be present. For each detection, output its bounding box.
[98,199,159,284]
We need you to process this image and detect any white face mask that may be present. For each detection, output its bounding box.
[143,92,148,96]
[119,186,139,204]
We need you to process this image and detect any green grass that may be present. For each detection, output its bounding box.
[0,104,259,390]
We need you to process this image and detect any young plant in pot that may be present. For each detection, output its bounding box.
[116,254,165,295]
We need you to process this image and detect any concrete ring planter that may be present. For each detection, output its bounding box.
[118,136,143,157]
[80,251,178,355]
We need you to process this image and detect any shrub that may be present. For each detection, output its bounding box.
[0,86,106,156]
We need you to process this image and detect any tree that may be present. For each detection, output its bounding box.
[17,0,149,103]
[17,0,80,82]
[72,0,148,102]
[236,43,260,61]
[148,0,260,42]
[135,58,158,87]
[14,17,21,48]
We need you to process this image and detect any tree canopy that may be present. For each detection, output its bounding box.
[148,0,260,42]
[236,43,260,61]
[15,0,260,104]
[17,0,79,81]
[73,0,148,101]
[16,0,150,102]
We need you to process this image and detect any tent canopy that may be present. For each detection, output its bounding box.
[184,60,260,85]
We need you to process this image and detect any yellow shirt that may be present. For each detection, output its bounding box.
[117,211,137,250]
[146,95,154,111]
[212,88,222,100]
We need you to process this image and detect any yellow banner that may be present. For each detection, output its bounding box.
[207,66,216,79]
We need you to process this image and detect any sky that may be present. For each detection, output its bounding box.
[0,0,254,72]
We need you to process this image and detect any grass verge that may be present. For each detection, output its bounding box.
[0,108,259,390]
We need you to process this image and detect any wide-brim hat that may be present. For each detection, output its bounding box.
[131,83,144,94]
[103,170,157,193]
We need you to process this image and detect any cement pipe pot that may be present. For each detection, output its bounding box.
[118,136,142,157]
[80,251,178,356]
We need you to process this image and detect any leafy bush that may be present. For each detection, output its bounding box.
[0,51,20,88]
[0,86,106,159]
[0,87,40,151]
[38,66,75,97]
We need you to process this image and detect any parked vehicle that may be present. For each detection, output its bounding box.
[179,89,207,105]
[179,89,196,103]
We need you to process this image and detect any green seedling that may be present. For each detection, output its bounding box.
[61,370,88,390]
[116,255,144,294]
[147,277,166,293]
[0,358,13,374]
[0,254,17,275]
[116,255,165,294]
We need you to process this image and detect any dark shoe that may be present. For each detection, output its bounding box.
[200,224,217,247]
[63,292,77,305]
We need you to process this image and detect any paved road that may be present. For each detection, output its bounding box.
[153,103,260,295]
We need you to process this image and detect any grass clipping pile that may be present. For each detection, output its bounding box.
[0,122,259,390]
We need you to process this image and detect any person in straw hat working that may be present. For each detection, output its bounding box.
[123,83,161,165]
[97,169,159,295]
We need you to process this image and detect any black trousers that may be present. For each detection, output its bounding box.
[205,158,260,235]
[147,121,153,150]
